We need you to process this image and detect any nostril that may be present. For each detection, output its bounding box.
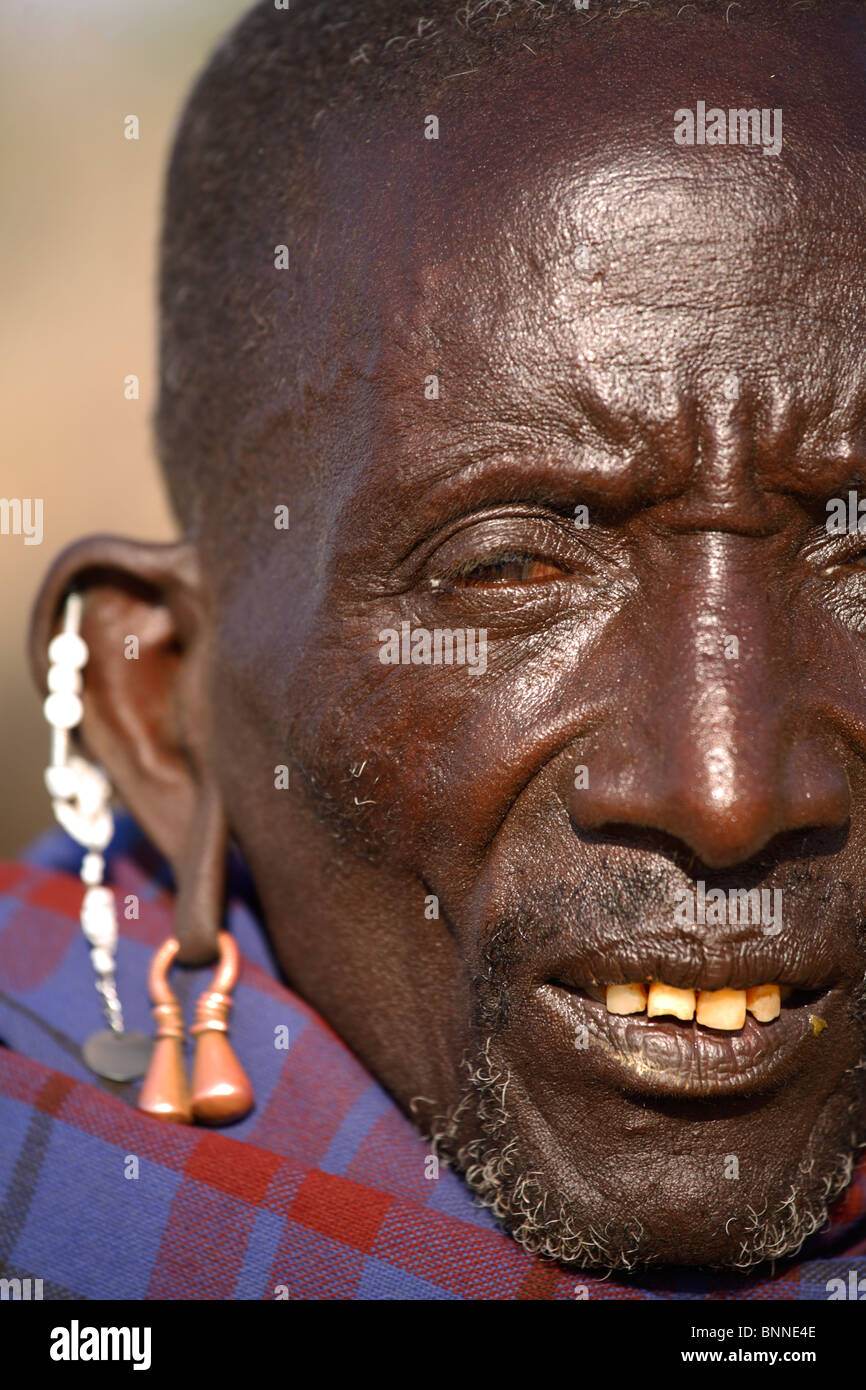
[569,820,700,872]
[567,820,850,881]
[568,783,784,870]
[569,816,778,875]
[566,729,851,873]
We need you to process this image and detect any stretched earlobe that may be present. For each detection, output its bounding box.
[173,786,228,966]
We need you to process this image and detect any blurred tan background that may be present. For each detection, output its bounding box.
[0,0,251,855]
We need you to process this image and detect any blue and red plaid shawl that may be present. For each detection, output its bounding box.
[1,820,864,1300]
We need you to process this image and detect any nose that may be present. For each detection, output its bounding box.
[568,540,850,869]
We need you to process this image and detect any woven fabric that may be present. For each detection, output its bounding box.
[0,822,864,1300]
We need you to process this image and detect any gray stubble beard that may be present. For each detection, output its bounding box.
[416,1036,866,1273]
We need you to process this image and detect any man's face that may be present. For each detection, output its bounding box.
[208,13,866,1268]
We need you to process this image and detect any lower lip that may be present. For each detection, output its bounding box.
[536,984,838,1098]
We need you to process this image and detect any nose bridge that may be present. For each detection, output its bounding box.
[659,546,778,834]
[571,535,849,868]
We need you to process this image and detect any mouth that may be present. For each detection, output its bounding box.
[536,951,842,1097]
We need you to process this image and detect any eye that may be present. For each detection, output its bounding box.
[819,536,866,576]
[437,550,568,588]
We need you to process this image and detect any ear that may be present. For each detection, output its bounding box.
[29,535,226,964]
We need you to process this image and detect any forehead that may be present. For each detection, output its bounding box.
[306,11,866,520]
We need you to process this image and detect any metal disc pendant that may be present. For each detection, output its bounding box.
[83,1029,153,1082]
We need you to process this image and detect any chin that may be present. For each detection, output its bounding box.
[420,1030,866,1272]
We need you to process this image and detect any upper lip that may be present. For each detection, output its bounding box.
[544,933,842,995]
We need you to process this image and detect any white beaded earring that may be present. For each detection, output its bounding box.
[43,591,152,1082]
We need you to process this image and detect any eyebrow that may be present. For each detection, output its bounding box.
[372,356,866,530]
[394,444,680,530]
[757,457,866,504]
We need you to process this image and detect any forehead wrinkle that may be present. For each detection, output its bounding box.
[374,257,866,514]
[301,42,866,528]
[384,282,702,473]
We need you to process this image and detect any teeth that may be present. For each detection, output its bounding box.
[602,980,786,1030]
[646,982,696,1021]
[605,983,648,1015]
[696,987,747,1031]
[746,984,781,1022]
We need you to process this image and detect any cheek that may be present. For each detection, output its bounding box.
[281,586,626,865]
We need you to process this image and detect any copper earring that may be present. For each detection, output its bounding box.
[189,932,254,1125]
[137,938,192,1124]
[138,932,253,1126]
